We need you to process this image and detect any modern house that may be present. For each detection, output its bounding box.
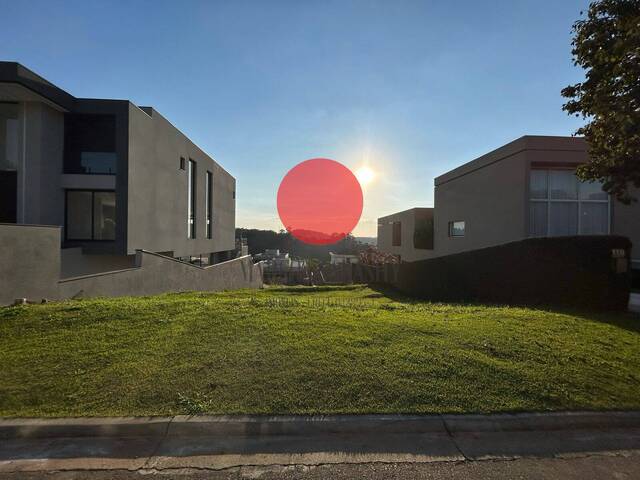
[378,136,640,269]
[0,62,236,278]
[377,207,434,262]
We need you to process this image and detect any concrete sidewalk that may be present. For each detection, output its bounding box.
[0,412,639,475]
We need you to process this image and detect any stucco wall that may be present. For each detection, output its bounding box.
[127,105,235,257]
[377,208,434,262]
[18,102,65,226]
[0,224,60,305]
[58,252,262,300]
[434,149,528,257]
[60,248,136,279]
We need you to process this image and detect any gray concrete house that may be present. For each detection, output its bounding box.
[378,136,640,269]
[0,62,236,276]
[0,62,261,305]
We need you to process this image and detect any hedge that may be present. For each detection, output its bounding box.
[396,236,632,311]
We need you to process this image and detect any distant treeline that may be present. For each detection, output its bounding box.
[236,228,368,261]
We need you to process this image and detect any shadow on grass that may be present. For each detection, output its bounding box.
[557,308,640,334]
[272,285,367,295]
[367,284,415,303]
[367,284,640,333]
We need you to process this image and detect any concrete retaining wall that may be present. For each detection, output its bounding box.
[1,224,263,305]
[60,248,137,279]
[0,223,61,305]
[59,251,263,300]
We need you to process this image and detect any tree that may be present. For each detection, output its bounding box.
[561,0,640,203]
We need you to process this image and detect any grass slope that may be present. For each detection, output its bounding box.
[0,285,639,417]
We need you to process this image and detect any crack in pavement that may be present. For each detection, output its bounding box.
[440,416,471,461]
[141,416,174,470]
[4,450,638,475]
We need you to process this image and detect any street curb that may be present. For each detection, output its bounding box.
[1,411,639,440]
[0,416,171,439]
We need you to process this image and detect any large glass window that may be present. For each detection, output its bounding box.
[528,169,609,237]
[188,159,196,238]
[0,103,19,223]
[206,171,212,239]
[529,170,547,200]
[64,114,117,174]
[549,170,578,200]
[0,103,19,171]
[93,192,116,240]
[529,202,547,237]
[580,203,609,234]
[549,202,578,236]
[66,190,116,240]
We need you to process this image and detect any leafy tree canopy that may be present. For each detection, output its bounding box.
[561,0,640,203]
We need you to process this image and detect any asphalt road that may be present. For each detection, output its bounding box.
[0,454,639,480]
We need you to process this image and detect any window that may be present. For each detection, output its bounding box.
[392,221,402,246]
[64,114,117,174]
[0,103,19,171]
[528,169,610,237]
[65,190,116,240]
[448,221,465,237]
[206,171,213,239]
[187,159,196,238]
[179,157,186,170]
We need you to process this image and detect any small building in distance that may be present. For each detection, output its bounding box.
[329,252,359,265]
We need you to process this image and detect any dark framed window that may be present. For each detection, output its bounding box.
[64,114,117,174]
[448,221,465,237]
[179,157,186,170]
[65,190,116,241]
[392,221,401,246]
[188,159,196,239]
[206,171,213,239]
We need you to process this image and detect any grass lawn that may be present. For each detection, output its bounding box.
[0,285,639,417]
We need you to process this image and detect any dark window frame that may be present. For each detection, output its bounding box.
[392,221,402,246]
[448,221,465,237]
[179,156,186,170]
[64,189,116,242]
[206,170,213,239]
[188,159,197,239]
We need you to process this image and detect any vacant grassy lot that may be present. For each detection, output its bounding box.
[1,285,639,417]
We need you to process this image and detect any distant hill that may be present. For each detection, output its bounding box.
[356,236,377,246]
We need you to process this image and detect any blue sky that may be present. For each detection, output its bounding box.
[0,0,590,236]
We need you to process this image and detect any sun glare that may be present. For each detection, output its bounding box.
[355,166,376,186]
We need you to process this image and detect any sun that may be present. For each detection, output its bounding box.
[355,166,376,186]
